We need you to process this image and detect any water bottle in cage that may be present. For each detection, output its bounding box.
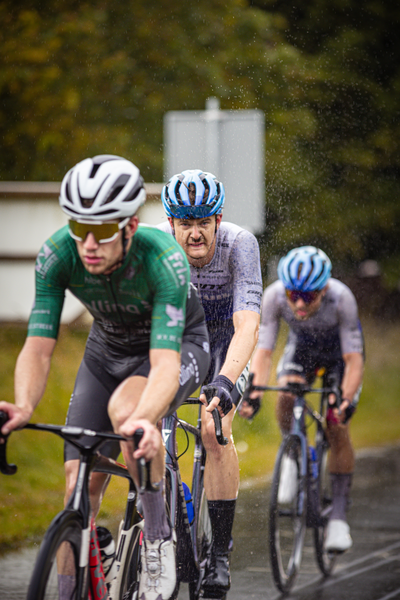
[96,525,117,584]
[182,481,194,525]
[309,446,318,480]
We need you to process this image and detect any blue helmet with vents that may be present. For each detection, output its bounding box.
[161,169,225,219]
[278,246,332,291]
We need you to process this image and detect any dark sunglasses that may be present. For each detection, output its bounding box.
[285,289,321,304]
[68,218,129,243]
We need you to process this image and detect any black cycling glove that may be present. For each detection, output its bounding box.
[202,375,234,416]
[343,400,357,424]
[241,378,261,419]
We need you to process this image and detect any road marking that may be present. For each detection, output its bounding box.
[377,589,400,600]
[270,541,400,598]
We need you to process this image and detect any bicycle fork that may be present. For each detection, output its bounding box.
[67,455,109,600]
[291,396,308,517]
[89,518,108,600]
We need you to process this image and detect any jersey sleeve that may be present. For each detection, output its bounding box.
[337,285,364,355]
[27,236,70,339]
[257,282,282,350]
[146,241,190,352]
[229,230,263,315]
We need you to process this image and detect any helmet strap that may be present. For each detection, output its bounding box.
[122,227,129,261]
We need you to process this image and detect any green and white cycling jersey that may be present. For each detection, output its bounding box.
[28,224,206,354]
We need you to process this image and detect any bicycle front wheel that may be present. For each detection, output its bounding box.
[269,435,307,593]
[314,441,337,575]
[27,510,88,600]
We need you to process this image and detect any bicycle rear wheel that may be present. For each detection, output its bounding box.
[314,441,337,575]
[27,510,88,600]
[269,435,307,593]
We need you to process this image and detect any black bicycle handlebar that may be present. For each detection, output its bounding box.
[244,373,342,404]
[0,411,17,475]
[0,411,153,480]
[201,388,229,446]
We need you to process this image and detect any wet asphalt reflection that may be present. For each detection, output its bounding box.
[224,444,400,600]
[1,446,400,599]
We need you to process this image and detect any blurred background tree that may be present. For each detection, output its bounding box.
[1,0,399,287]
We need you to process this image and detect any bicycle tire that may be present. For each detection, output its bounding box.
[269,435,307,593]
[189,477,211,600]
[164,467,182,600]
[314,440,337,575]
[27,509,88,600]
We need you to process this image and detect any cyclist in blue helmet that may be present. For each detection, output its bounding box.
[159,168,262,600]
[246,246,364,554]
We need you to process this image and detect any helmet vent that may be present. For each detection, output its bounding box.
[90,164,101,178]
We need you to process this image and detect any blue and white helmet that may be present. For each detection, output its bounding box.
[278,246,332,291]
[161,169,225,219]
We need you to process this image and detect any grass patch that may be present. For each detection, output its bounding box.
[1,317,399,551]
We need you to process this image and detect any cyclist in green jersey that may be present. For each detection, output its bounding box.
[0,155,210,600]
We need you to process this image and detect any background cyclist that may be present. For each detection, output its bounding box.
[247,246,364,552]
[0,155,210,600]
[159,169,262,599]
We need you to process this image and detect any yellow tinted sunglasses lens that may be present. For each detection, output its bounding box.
[68,220,120,243]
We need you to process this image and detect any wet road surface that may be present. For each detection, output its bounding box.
[1,445,399,599]
[226,444,400,600]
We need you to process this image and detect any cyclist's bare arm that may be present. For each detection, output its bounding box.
[239,346,272,419]
[332,351,364,421]
[0,336,56,436]
[201,310,260,414]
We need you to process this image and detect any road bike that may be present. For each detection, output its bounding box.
[243,372,341,593]
[161,389,227,600]
[0,390,225,600]
[0,411,144,600]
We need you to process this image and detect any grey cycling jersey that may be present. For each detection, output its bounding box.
[258,278,364,356]
[157,221,263,328]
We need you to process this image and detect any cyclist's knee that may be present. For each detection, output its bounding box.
[202,413,233,454]
[107,377,143,432]
[64,459,79,507]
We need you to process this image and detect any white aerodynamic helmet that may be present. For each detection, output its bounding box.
[59,155,146,221]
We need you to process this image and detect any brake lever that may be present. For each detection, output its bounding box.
[202,387,229,446]
[132,427,160,492]
[0,410,17,475]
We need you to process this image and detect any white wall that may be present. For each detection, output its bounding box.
[0,184,166,323]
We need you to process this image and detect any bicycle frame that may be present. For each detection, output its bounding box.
[243,375,341,592]
[0,416,143,600]
[162,396,227,597]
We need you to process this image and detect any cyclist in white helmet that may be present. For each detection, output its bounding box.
[0,156,211,600]
[246,246,364,552]
[159,169,262,600]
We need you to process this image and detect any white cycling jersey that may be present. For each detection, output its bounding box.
[258,278,364,356]
[157,221,263,327]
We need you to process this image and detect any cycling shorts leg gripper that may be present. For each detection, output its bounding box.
[64,358,120,462]
[165,342,210,417]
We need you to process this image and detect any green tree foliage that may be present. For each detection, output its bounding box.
[1,0,399,282]
[250,0,400,282]
[0,0,290,180]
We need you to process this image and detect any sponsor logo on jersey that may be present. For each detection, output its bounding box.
[35,243,58,277]
[179,352,200,385]
[88,300,150,315]
[166,304,184,328]
[164,252,187,286]
[84,275,102,285]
